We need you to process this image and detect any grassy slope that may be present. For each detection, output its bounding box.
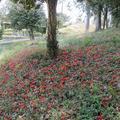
[0,41,46,65]
[59,27,120,48]
[0,28,120,119]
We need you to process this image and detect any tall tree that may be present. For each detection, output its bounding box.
[103,6,108,29]
[95,3,103,31]
[85,4,90,32]
[45,0,58,58]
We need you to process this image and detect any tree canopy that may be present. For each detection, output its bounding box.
[9,3,46,40]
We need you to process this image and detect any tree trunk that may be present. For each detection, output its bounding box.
[103,7,108,29]
[28,28,35,40]
[95,15,99,31]
[116,20,120,28]
[106,19,108,29]
[85,5,90,32]
[46,0,58,58]
[96,4,102,31]
[115,7,120,28]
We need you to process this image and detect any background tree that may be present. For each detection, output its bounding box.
[57,13,69,28]
[76,0,91,32]
[87,0,104,31]
[85,4,90,32]
[77,0,120,30]
[77,0,101,31]
[110,0,120,27]
[102,0,110,29]
[11,0,36,10]
[9,4,45,40]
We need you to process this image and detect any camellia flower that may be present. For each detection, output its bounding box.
[97,112,104,120]
[39,96,46,103]
[60,65,67,71]
[8,61,16,70]
[18,102,26,109]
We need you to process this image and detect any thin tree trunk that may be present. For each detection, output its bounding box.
[96,4,102,31]
[115,7,120,28]
[46,0,58,58]
[95,15,99,31]
[116,20,120,28]
[103,7,108,29]
[106,19,108,29]
[85,5,90,32]
[28,28,35,40]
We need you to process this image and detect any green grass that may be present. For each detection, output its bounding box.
[0,42,28,64]
[0,41,46,65]
[58,28,120,48]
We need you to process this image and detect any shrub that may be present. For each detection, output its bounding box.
[0,29,3,40]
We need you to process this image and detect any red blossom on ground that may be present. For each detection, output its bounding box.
[0,44,119,119]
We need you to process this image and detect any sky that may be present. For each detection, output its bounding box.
[43,0,82,23]
[0,0,7,8]
[0,0,85,23]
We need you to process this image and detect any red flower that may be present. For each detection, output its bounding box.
[80,72,86,78]
[8,89,15,97]
[1,73,10,85]
[8,61,16,70]
[21,94,28,100]
[63,51,68,56]
[58,71,64,75]
[30,100,37,107]
[61,112,66,120]
[4,73,10,81]
[97,113,104,120]
[60,77,69,88]
[18,102,26,109]
[60,65,67,71]
[101,96,112,107]
[30,81,36,89]
[19,81,25,88]
[60,77,69,82]
[47,103,53,110]
[93,54,101,60]
[4,116,12,120]
[39,96,46,103]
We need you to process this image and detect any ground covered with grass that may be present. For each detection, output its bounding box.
[0,28,120,120]
[0,41,46,65]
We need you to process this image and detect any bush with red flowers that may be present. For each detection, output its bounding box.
[0,44,120,120]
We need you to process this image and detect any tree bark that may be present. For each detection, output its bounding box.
[96,4,102,31]
[115,7,120,28]
[46,0,58,58]
[85,5,90,32]
[115,20,120,28]
[103,7,108,29]
[28,28,35,40]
